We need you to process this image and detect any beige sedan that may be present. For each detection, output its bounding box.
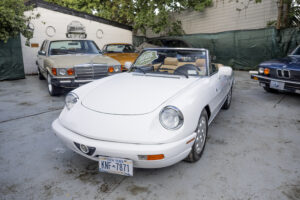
[37,39,121,96]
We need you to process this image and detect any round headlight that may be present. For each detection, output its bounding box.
[114,65,121,72]
[58,68,67,76]
[258,67,264,74]
[65,92,79,110]
[159,106,184,130]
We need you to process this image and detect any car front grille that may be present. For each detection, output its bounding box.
[74,64,108,80]
[277,69,290,79]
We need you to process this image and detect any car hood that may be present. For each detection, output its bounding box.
[81,73,197,115]
[260,56,300,70]
[104,53,139,65]
[48,54,120,68]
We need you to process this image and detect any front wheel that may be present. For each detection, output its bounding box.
[47,74,60,96]
[263,86,277,93]
[38,67,45,80]
[185,109,208,162]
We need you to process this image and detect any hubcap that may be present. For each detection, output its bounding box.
[195,116,207,154]
[47,75,52,93]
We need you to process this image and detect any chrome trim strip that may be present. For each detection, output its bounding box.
[253,74,300,85]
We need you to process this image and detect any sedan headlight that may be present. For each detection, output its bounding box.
[58,68,67,76]
[65,92,79,110]
[114,65,121,72]
[159,106,184,130]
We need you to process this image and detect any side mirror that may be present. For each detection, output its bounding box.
[38,50,46,56]
[218,66,232,78]
[212,55,217,61]
[124,62,133,70]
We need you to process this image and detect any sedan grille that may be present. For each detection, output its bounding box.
[75,64,108,80]
[277,69,290,79]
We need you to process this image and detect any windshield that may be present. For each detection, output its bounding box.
[49,40,100,56]
[105,44,136,53]
[131,49,208,77]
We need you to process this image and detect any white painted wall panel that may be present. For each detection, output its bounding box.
[21,7,132,74]
[145,0,277,37]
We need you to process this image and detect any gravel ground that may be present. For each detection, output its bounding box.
[0,71,299,200]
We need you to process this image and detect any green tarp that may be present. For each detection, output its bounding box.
[134,27,300,70]
[0,35,25,80]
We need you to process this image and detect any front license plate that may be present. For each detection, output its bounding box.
[270,80,285,90]
[99,156,133,176]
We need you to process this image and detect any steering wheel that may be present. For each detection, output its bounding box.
[174,64,199,76]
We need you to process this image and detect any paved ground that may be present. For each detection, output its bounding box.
[0,71,299,200]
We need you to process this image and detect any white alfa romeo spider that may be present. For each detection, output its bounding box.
[52,48,234,176]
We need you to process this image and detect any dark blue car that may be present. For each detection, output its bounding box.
[251,45,300,94]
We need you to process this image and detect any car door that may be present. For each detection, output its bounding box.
[37,40,48,75]
[208,63,224,119]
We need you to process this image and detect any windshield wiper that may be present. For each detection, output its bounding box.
[159,68,189,78]
[131,66,146,74]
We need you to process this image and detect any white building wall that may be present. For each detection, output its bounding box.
[21,7,132,74]
[145,0,278,37]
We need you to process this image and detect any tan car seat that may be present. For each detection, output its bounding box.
[160,57,179,73]
[195,59,206,75]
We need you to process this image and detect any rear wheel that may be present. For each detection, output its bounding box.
[222,87,232,110]
[185,109,208,162]
[47,73,60,96]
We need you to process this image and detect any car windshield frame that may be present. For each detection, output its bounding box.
[290,45,300,56]
[130,48,210,78]
[48,40,100,56]
[104,44,136,53]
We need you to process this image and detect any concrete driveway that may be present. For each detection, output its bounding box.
[0,71,299,200]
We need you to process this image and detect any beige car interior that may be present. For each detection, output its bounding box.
[156,57,207,76]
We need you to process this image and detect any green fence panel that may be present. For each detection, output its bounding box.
[134,27,300,70]
[0,35,25,80]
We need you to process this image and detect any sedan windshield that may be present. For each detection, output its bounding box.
[49,40,100,56]
[131,49,208,77]
[105,44,136,53]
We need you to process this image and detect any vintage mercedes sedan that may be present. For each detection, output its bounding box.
[37,39,121,96]
[102,43,139,71]
[251,45,300,94]
[52,48,234,176]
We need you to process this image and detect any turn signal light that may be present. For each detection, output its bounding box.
[52,68,57,75]
[108,67,114,73]
[264,68,270,75]
[138,154,165,160]
[67,68,74,75]
[147,154,164,160]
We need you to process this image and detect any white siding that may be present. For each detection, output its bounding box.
[145,0,277,37]
[21,7,132,74]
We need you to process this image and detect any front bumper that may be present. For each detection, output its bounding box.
[50,77,103,88]
[52,119,196,168]
[251,74,300,93]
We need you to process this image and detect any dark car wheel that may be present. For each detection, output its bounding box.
[185,109,208,162]
[47,73,60,96]
[263,86,278,93]
[38,67,45,80]
[222,87,232,110]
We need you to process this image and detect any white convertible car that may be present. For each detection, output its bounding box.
[52,48,234,176]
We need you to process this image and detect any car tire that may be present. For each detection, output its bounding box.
[222,87,232,110]
[263,86,277,93]
[47,73,60,96]
[185,109,208,162]
[38,67,45,80]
